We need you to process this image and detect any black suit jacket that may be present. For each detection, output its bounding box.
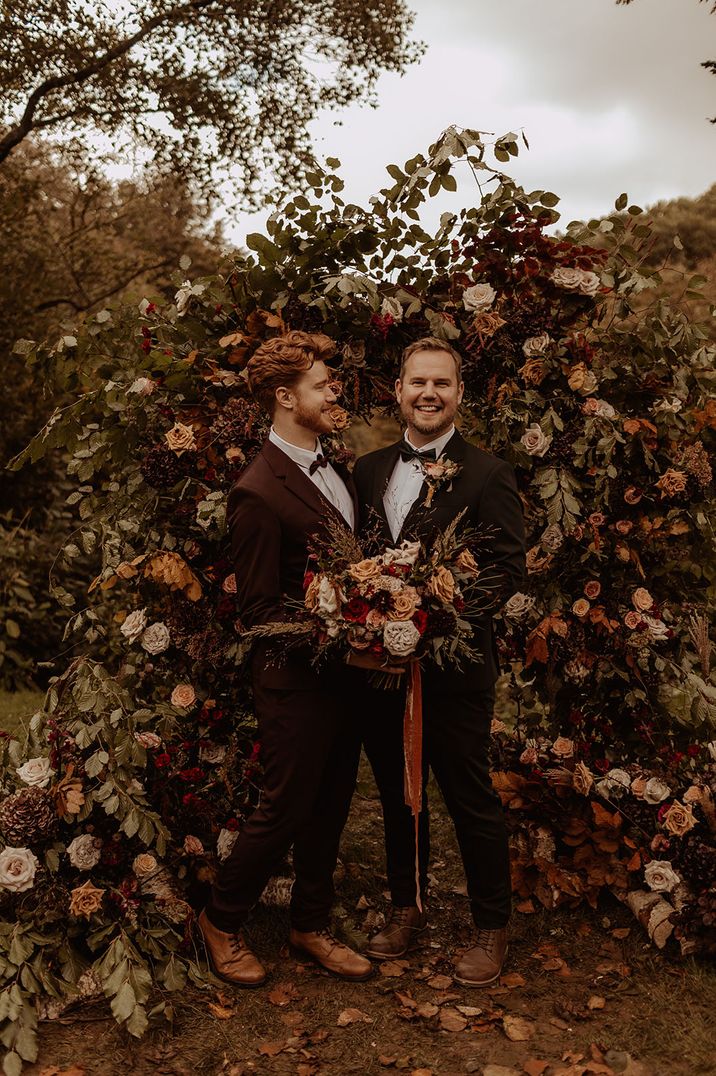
[352,430,526,691]
[227,439,358,691]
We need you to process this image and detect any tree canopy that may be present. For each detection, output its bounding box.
[0,0,423,205]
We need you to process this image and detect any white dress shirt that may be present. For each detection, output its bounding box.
[383,427,456,542]
[269,427,355,529]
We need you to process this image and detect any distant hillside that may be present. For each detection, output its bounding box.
[642,184,716,267]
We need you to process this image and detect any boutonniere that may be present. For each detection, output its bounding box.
[420,454,462,507]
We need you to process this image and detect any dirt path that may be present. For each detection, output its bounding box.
[28,765,716,1076]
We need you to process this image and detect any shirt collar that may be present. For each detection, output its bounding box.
[269,426,323,471]
[403,425,455,458]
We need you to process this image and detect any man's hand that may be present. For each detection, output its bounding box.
[345,651,406,675]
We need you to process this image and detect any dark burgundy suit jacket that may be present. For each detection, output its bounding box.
[352,430,526,692]
[227,439,359,691]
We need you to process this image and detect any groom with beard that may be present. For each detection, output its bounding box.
[199,330,372,985]
[352,336,526,985]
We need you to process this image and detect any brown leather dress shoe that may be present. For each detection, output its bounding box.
[365,905,428,960]
[198,910,267,987]
[454,927,508,986]
[289,927,373,981]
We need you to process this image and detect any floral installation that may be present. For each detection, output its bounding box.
[2,126,714,1066]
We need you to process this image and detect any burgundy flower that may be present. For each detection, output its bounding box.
[413,609,429,635]
[343,597,370,624]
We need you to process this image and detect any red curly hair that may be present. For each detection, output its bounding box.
[247,330,337,415]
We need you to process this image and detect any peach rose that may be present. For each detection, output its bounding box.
[472,311,506,338]
[571,598,590,619]
[573,762,594,796]
[526,547,553,574]
[656,469,687,499]
[663,801,697,837]
[365,609,387,631]
[133,853,158,878]
[520,746,538,766]
[455,548,480,576]
[616,543,631,563]
[522,332,551,357]
[615,520,633,535]
[387,587,420,621]
[69,880,105,919]
[632,588,654,612]
[518,357,548,386]
[551,736,575,759]
[588,512,606,527]
[164,422,196,455]
[135,731,161,749]
[348,559,383,583]
[222,574,237,594]
[426,566,456,603]
[584,580,601,600]
[624,611,643,631]
[184,835,204,855]
[624,486,642,505]
[328,406,350,431]
[171,683,196,708]
[631,776,647,799]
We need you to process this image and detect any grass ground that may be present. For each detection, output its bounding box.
[1,690,715,1076]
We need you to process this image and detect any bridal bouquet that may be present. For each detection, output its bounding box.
[249,513,500,675]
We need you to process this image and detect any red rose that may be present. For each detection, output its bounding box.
[413,609,429,634]
[303,571,315,590]
[225,817,240,831]
[343,597,370,624]
[154,752,171,769]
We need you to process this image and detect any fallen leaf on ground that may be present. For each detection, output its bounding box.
[39,1069,85,1076]
[501,972,526,988]
[380,960,408,977]
[411,1070,434,1075]
[258,1040,286,1057]
[280,1011,304,1028]
[515,899,537,914]
[611,927,631,940]
[549,1017,570,1030]
[523,1061,549,1076]
[268,981,300,1006]
[337,1007,373,1026]
[482,1065,521,1076]
[416,1002,439,1018]
[456,1005,483,1016]
[208,1002,235,1020]
[379,1056,397,1067]
[394,990,416,1009]
[502,1014,536,1041]
[542,957,566,972]
[427,973,453,989]
[587,995,606,1010]
[356,894,371,910]
[439,1008,467,1032]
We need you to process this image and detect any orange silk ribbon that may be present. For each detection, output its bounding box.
[403,659,424,912]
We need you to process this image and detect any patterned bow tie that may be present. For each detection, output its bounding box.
[399,444,438,464]
[309,454,330,476]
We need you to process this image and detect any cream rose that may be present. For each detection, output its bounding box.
[383,620,421,657]
[120,608,147,642]
[217,828,239,862]
[365,609,386,631]
[520,423,552,458]
[135,731,161,749]
[426,566,456,603]
[540,523,564,553]
[127,377,155,396]
[644,860,681,893]
[380,295,403,322]
[571,599,591,619]
[383,541,421,567]
[522,332,551,357]
[171,684,196,708]
[316,576,342,616]
[67,834,102,871]
[16,756,54,788]
[632,588,654,612]
[199,742,226,764]
[141,622,171,654]
[551,267,600,296]
[663,801,697,837]
[503,592,535,620]
[653,396,683,414]
[463,282,496,313]
[598,768,631,799]
[0,847,39,893]
[643,777,671,805]
[184,835,204,855]
[69,880,105,919]
[642,615,669,643]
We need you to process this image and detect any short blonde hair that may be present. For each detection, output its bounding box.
[399,336,462,381]
[247,330,336,414]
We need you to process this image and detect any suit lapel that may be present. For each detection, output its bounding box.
[262,440,356,532]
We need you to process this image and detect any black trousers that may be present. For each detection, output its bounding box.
[362,681,511,930]
[206,674,361,933]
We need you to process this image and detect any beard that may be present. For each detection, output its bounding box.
[403,402,455,439]
[294,400,335,437]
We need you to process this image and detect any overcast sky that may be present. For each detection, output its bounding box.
[221,0,716,244]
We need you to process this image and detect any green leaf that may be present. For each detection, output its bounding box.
[3,1051,22,1076]
[4,621,20,640]
[110,979,136,1024]
[614,193,628,211]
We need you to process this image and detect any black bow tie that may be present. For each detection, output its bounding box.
[309,454,330,476]
[399,444,438,464]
